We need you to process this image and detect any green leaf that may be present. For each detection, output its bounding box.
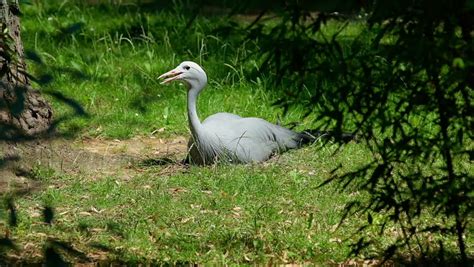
[452,58,465,69]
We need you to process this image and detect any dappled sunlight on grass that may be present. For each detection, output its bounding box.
[22,1,307,139]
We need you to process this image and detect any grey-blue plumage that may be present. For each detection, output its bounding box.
[159,61,311,165]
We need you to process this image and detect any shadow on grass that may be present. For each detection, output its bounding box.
[0,155,20,169]
[139,157,177,166]
[1,193,471,265]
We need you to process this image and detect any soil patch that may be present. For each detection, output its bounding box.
[0,136,188,194]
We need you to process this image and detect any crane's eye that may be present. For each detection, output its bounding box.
[183,66,190,70]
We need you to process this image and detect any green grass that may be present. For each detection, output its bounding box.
[0,1,470,265]
[22,1,313,139]
[11,142,372,264]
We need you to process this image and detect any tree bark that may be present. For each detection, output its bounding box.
[0,0,52,138]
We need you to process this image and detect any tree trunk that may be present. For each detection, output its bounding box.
[0,0,52,138]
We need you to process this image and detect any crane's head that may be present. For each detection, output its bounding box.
[158,61,207,89]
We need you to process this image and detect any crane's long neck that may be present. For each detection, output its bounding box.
[187,84,204,140]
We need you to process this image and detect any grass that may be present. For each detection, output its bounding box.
[0,1,470,265]
[10,143,367,264]
[23,1,313,139]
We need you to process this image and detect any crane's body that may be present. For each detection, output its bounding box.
[159,61,310,165]
[188,113,305,164]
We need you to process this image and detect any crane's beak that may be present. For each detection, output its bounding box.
[158,68,183,84]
